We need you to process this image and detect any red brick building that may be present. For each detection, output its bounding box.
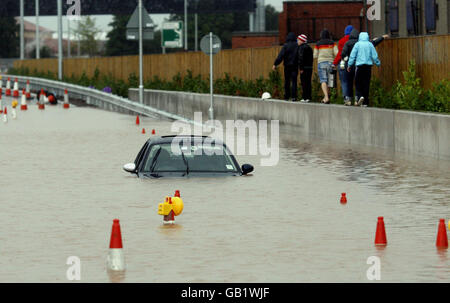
[278,1,367,44]
[232,31,279,49]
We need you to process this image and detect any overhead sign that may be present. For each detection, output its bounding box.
[126,6,155,41]
[200,34,221,55]
[161,21,183,48]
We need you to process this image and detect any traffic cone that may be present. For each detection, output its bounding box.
[152,129,156,135]
[0,95,3,113]
[106,219,126,271]
[436,219,448,249]
[38,89,46,110]
[5,77,11,96]
[175,190,180,197]
[136,115,140,125]
[141,128,146,134]
[2,107,7,123]
[25,80,31,99]
[375,217,387,246]
[12,78,19,98]
[63,89,70,109]
[340,193,347,204]
[20,89,28,110]
[163,197,175,225]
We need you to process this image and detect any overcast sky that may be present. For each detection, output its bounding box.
[24,0,284,36]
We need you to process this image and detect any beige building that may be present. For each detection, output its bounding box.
[372,0,449,37]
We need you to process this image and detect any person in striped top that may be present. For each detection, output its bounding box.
[313,29,338,104]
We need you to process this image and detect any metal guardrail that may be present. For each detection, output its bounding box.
[2,74,199,126]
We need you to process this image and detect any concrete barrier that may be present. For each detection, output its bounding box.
[129,88,450,161]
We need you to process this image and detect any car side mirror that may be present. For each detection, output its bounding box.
[241,164,254,175]
[123,163,136,173]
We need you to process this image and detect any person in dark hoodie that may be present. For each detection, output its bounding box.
[341,29,389,105]
[313,29,338,104]
[273,32,299,101]
[297,34,313,102]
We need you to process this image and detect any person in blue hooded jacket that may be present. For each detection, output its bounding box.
[347,32,381,107]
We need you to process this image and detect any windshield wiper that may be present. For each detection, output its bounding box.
[181,151,189,176]
[149,147,162,173]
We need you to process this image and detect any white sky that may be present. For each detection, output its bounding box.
[24,0,284,36]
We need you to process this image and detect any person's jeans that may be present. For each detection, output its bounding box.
[339,68,349,99]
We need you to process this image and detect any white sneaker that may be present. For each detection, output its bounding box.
[304,99,310,103]
[356,97,364,106]
[300,99,305,102]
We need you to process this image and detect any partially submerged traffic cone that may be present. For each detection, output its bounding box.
[63,89,70,108]
[141,128,146,134]
[0,95,3,113]
[20,89,28,110]
[11,100,17,119]
[136,115,140,125]
[106,219,126,271]
[38,89,46,110]
[375,217,387,246]
[5,77,11,96]
[25,80,31,99]
[151,129,156,135]
[12,78,19,98]
[436,219,448,249]
[163,197,175,225]
[174,190,180,197]
[340,193,347,204]
[2,107,7,123]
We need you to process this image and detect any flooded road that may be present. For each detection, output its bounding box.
[0,96,448,282]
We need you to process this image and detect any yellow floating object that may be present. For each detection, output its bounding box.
[12,100,18,108]
[448,220,450,231]
[158,202,173,216]
[171,197,184,216]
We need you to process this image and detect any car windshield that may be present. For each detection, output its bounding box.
[142,142,238,173]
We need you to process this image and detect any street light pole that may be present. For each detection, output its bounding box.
[138,0,144,105]
[57,0,63,80]
[184,0,188,51]
[20,0,24,59]
[36,0,40,59]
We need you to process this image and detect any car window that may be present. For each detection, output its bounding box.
[142,142,238,173]
[134,142,149,168]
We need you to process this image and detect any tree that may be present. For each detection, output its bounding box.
[73,16,101,57]
[28,46,52,58]
[0,16,19,58]
[265,5,279,31]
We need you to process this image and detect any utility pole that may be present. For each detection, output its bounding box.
[36,0,40,59]
[184,0,188,51]
[68,18,71,58]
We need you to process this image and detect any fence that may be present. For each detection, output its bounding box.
[13,34,450,89]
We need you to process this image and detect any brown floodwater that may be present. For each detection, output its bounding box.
[0,96,448,282]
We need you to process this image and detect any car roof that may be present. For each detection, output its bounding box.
[146,135,225,146]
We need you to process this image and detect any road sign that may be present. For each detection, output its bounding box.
[161,21,183,48]
[200,34,221,55]
[126,5,155,41]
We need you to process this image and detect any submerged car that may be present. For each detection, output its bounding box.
[123,135,254,178]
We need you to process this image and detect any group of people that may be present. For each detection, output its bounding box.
[273,26,387,107]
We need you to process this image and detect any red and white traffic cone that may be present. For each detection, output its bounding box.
[375,217,387,246]
[12,78,19,98]
[5,78,11,96]
[38,89,46,110]
[136,115,140,125]
[63,89,70,108]
[0,95,3,114]
[2,107,7,123]
[141,128,146,134]
[25,80,31,99]
[175,190,180,197]
[106,219,126,271]
[340,193,347,204]
[152,129,156,135]
[20,89,28,110]
[436,219,448,249]
[163,197,175,225]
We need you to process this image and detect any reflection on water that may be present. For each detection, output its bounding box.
[0,100,448,282]
[107,269,126,283]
